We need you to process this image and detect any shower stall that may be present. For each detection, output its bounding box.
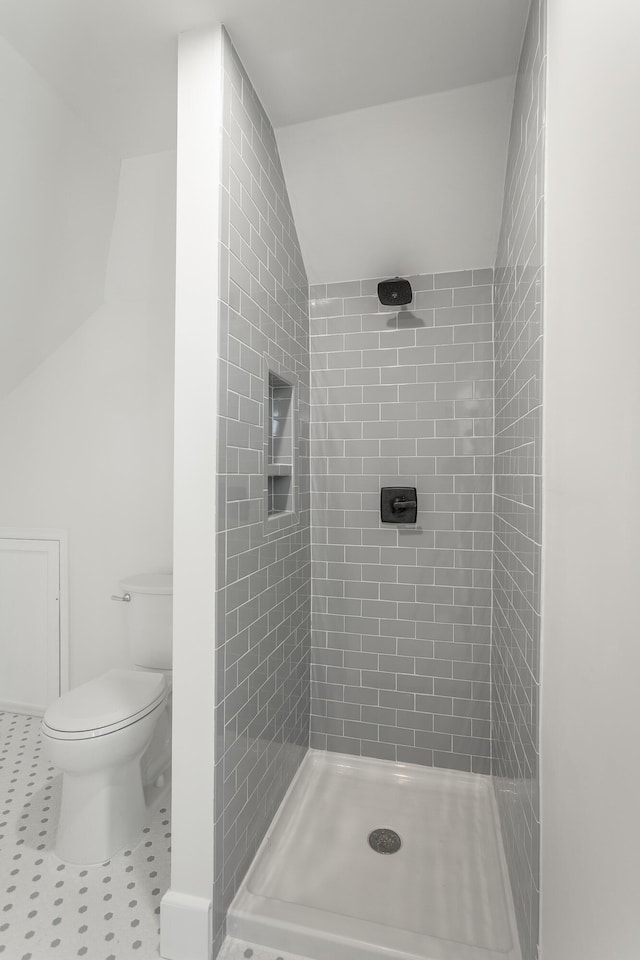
[165,1,640,959]
[166,5,542,957]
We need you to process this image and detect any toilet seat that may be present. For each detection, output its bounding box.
[42,669,167,741]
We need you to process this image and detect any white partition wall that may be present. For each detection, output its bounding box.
[541,1,640,957]
[160,25,223,960]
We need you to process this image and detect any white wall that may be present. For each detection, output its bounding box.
[160,26,221,960]
[0,150,176,689]
[541,2,640,957]
[0,34,119,399]
[276,77,514,284]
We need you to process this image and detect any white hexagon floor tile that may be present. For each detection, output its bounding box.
[218,939,314,960]
[0,710,170,960]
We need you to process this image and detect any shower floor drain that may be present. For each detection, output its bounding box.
[368,828,402,854]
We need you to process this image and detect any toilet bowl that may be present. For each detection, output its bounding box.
[42,668,169,865]
[41,572,174,865]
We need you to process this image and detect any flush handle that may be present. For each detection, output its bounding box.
[111,593,131,602]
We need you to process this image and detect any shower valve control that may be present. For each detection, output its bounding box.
[392,496,415,511]
[380,487,418,524]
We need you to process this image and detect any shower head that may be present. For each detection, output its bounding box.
[377,277,413,306]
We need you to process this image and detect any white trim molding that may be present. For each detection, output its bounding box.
[161,891,213,960]
[162,23,223,960]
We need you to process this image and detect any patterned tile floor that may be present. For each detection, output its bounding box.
[218,939,313,960]
[0,710,171,960]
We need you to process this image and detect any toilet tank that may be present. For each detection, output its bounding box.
[119,573,173,670]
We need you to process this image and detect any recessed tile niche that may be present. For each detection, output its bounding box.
[267,371,294,516]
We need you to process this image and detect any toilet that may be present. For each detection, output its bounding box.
[41,573,172,865]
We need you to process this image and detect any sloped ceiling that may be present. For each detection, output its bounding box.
[0,0,530,390]
[0,0,530,156]
[276,77,516,284]
[0,35,120,400]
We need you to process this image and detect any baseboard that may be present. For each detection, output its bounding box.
[160,889,212,960]
[0,699,44,717]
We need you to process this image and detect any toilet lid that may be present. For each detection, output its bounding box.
[43,669,166,734]
[119,573,172,595]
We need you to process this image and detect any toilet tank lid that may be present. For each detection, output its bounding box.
[119,573,172,595]
[43,669,166,733]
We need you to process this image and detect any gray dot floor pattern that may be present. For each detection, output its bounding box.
[218,939,314,960]
[0,710,170,960]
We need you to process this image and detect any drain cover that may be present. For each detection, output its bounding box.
[368,828,402,854]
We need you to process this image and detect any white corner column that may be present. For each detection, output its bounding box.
[161,25,223,960]
[541,2,640,958]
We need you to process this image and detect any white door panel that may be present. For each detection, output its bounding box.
[0,538,60,715]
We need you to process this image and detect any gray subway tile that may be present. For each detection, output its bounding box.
[397,710,434,732]
[492,4,544,953]
[415,730,453,751]
[326,280,361,298]
[415,289,454,309]
[379,725,414,747]
[435,270,473,289]
[379,690,415,710]
[434,751,471,772]
[306,226,536,817]
[453,284,492,306]
[434,715,472,736]
[361,739,397,762]
[216,31,312,941]
[397,746,433,766]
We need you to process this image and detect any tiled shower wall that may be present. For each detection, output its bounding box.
[492,1,546,958]
[214,31,311,952]
[309,271,495,773]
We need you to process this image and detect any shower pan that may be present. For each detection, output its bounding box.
[228,751,521,960]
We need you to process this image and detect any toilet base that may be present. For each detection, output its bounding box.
[144,761,172,811]
[55,757,148,865]
[42,696,170,866]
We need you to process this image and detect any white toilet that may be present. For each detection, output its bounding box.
[41,573,172,865]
